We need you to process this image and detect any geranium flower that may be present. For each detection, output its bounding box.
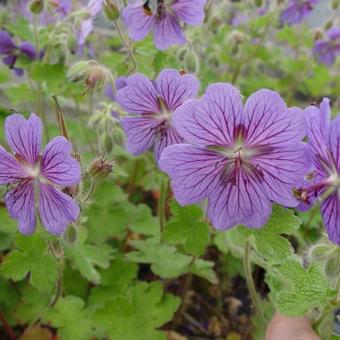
[116,68,199,161]
[280,0,319,25]
[159,84,309,230]
[122,0,206,50]
[0,114,81,235]
[0,30,36,76]
[297,98,340,244]
[313,27,340,66]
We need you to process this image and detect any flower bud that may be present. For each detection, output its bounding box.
[184,50,200,74]
[332,0,339,9]
[254,0,263,7]
[89,158,114,182]
[103,0,120,21]
[325,250,340,279]
[29,0,44,14]
[99,134,113,154]
[312,28,324,42]
[310,244,332,261]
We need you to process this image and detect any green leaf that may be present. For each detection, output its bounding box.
[163,202,210,257]
[126,239,192,278]
[275,260,336,316]
[0,233,58,293]
[190,259,218,284]
[0,207,17,251]
[44,296,95,340]
[63,227,114,284]
[93,282,180,340]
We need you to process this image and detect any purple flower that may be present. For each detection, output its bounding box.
[0,30,36,76]
[297,99,340,244]
[0,114,81,235]
[116,68,199,161]
[313,27,340,66]
[280,0,319,25]
[122,0,206,50]
[76,0,103,46]
[104,76,128,101]
[159,84,309,230]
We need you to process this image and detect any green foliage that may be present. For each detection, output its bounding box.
[163,202,210,257]
[273,260,336,316]
[93,282,180,340]
[0,233,58,293]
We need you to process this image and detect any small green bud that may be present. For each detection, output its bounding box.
[184,50,200,74]
[332,0,339,9]
[310,244,332,261]
[99,134,113,154]
[324,20,333,31]
[65,225,77,243]
[89,158,114,182]
[103,0,120,20]
[254,0,263,7]
[29,0,44,14]
[325,251,340,278]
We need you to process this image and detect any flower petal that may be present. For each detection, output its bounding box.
[207,170,271,230]
[5,180,36,235]
[244,89,303,147]
[0,30,17,54]
[122,4,155,41]
[5,113,42,165]
[254,143,311,207]
[38,183,80,235]
[120,116,161,156]
[154,125,183,161]
[0,146,27,184]
[155,68,199,111]
[173,83,243,147]
[116,74,159,115]
[41,137,81,186]
[321,192,340,245]
[328,116,340,169]
[153,12,186,50]
[171,0,206,25]
[159,144,227,205]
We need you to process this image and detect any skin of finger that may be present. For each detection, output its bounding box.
[265,313,321,340]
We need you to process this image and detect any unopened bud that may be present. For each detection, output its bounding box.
[103,0,120,20]
[332,0,339,9]
[324,20,333,31]
[325,251,340,278]
[310,244,332,261]
[89,158,113,182]
[29,0,44,14]
[254,0,263,7]
[229,30,247,44]
[184,50,200,74]
[99,134,113,154]
[312,28,324,42]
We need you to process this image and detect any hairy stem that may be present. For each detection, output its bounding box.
[243,240,266,330]
[158,177,168,235]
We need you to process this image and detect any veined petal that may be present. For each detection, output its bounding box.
[207,170,271,230]
[254,143,311,207]
[159,144,227,205]
[153,12,186,50]
[5,113,42,165]
[0,146,27,184]
[116,74,159,115]
[244,89,303,147]
[122,4,155,41]
[38,183,80,235]
[173,83,243,147]
[321,192,340,245]
[5,180,36,235]
[171,0,206,25]
[41,137,81,186]
[154,125,183,161]
[155,68,199,111]
[327,116,340,169]
[120,116,161,156]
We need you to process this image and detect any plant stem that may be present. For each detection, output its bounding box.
[158,177,168,235]
[128,159,140,197]
[0,312,16,340]
[243,240,266,330]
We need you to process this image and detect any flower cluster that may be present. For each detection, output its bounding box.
[280,0,319,25]
[116,68,340,245]
[0,114,81,235]
[122,0,206,50]
[313,27,340,66]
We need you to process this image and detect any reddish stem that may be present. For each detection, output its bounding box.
[0,312,16,340]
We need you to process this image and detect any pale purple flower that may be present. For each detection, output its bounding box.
[297,99,340,244]
[76,0,103,46]
[0,114,81,235]
[104,76,128,101]
[0,30,36,76]
[159,84,309,230]
[280,0,319,25]
[116,68,199,161]
[15,0,72,25]
[313,27,340,66]
[122,0,206,50]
